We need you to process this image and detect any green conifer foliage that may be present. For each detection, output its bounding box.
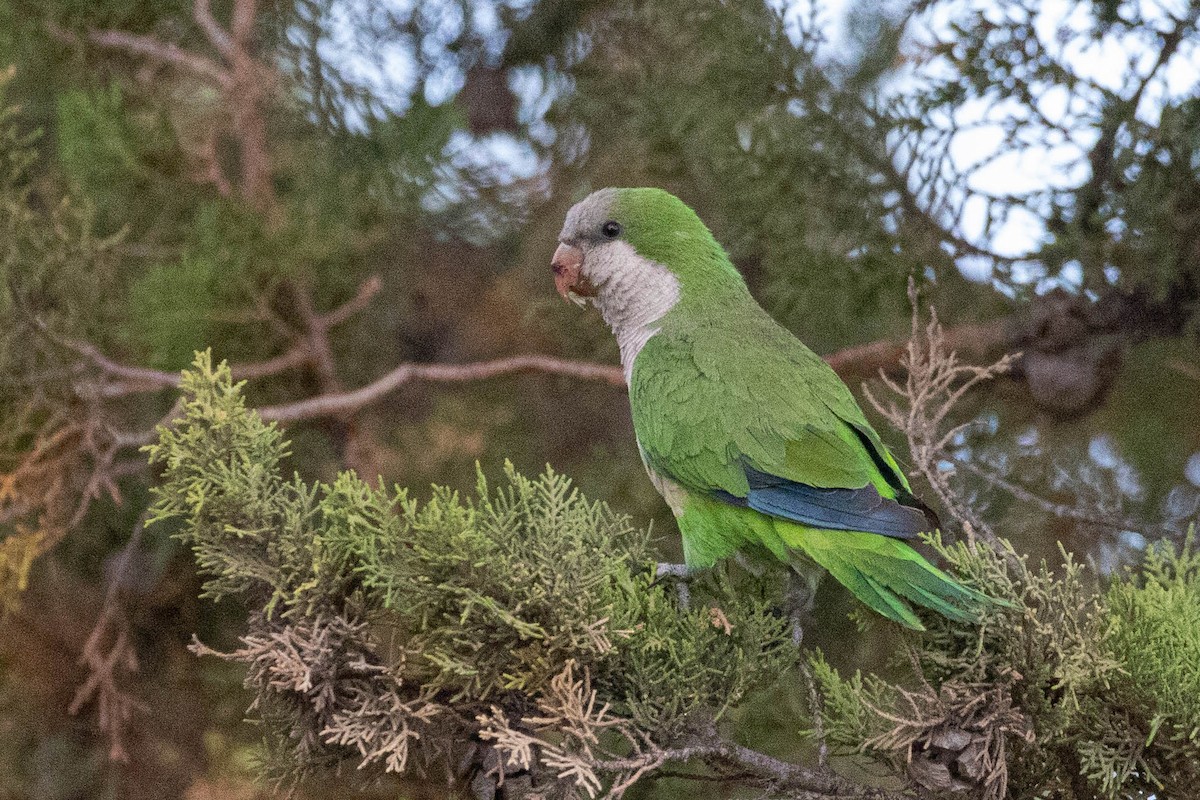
[807,535,1200,798]
[147,353,793,788]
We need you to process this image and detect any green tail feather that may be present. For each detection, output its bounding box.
[781,527,991,630]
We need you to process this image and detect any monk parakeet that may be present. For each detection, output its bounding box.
[551,187,987,630]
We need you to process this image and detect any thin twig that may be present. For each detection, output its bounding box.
[322,275,383,328]
[45,22,232,88]
[193,0,236,59]
[952,457,1161,536]
[67,514,151,762]
[590,739,904,799]
[863,280,1014,549]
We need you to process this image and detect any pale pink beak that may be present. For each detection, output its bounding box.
[551,243,596,302]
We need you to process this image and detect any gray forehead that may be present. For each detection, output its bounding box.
[560,188,618,241]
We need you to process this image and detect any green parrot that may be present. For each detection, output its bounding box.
[551,187,987,630]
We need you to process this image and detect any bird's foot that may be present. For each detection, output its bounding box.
[789,608,804,648]
[784,566,821,648]
[655,562,689,578]
[656,562,692,609]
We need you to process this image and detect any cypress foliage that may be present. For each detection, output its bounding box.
[149,354,1200,798]
[808,534,1200,798]
[148,352,794,791]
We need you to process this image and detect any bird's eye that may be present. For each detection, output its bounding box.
[601,220,622,239]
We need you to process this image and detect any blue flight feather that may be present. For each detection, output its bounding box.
[734,468,927,540]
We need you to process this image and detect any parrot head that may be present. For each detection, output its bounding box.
[551,188,747,319]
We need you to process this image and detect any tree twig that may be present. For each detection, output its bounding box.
[863,280,1014,549]
[67,515,151,762]
[952,457,1163,536]
[256,355,627,423]
[589,738,905,799]
[45,22,232,88]
[193,0,236,59]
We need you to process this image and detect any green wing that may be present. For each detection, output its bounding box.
[631,313,921,519]
[630,314,993,629]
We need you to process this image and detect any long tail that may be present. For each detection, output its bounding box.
[781,525,989,630]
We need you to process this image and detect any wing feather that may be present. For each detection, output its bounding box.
[743,468,926,539]
[632,314,934,540]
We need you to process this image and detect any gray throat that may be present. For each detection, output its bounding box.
[587,242,681,383]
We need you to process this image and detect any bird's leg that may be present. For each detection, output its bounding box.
[655,562,689,579]
[785,566,822,647]
[656,562,691,608]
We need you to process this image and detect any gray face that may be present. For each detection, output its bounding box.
[558,188,621,247]
[552,188,629,302]
[551,189,682,383]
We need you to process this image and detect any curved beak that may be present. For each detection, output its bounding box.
[551,243,596,305]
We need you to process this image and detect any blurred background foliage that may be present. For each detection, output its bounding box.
[1,0,1199,797]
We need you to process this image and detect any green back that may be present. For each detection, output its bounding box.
[614,189,990,628]
[631,297,910,502]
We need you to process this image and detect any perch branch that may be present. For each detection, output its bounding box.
[590,738,906,799]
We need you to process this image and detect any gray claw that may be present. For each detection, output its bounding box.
[655,562,690,579]
[656,562,692,608]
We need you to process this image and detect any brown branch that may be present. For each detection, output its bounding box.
[193,133,233,197]
[289,279,379,475]
[825,318,1012,382]
[322,275,383,328]
[55,337,182,391]
[52,0,277,211]
[591,738,906,800]
[45,22,232,88]
[79,344,312,396]
[218,0,275,212]
[68,602,145,762]
[293,281,343,395]
[57,277,1166,439]
[54,277,382,397]
[68,515,151,762]
[257,355,627,424]
[230,0,258,47]
[193,0,236,59]
[229,344,311,382]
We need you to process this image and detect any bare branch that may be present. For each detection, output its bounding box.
[582,738,906,800]
[321,275,383,328]
[229,0,258,47]
[54,337,181,390]
[45,22,232,88]
[292,281,343,395]
[67,515,151,763]
[288,279,378,475]
[477,662,906,800]
[825,318,1011,382]
[192,0,236,59]
[257,355,627,424]
[192,133,233,197]
[863,281,1015,549]
[55,276,383,396]
[229,345,310,382]
[54,0,277,210]
[952,457,1162,536]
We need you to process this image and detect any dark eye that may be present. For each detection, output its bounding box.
[600,220,622,239]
